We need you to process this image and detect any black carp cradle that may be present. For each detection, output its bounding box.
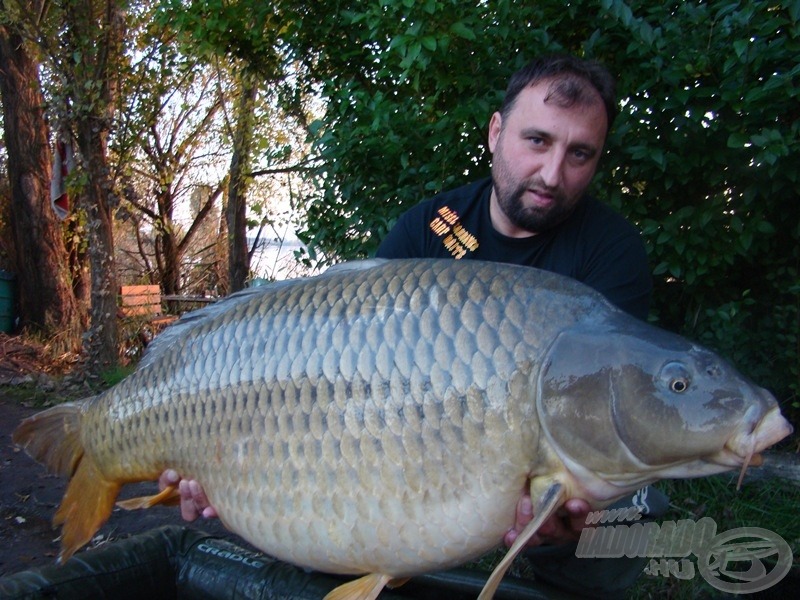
[13,259,792,600]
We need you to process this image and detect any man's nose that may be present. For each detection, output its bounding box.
[539,150,565,188]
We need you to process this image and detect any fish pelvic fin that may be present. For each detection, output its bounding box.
[477,481,566,600]
[323,573,393,600]
[13,401,121,563]
[116,484,181,510]
[54,452,121,562]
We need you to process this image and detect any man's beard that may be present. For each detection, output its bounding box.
[492,176,577,234]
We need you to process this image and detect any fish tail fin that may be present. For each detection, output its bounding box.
[12,402,86,477]
[12,401,121,562]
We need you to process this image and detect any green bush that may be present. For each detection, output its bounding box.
[295,0,799,425]
[161,0,800,426]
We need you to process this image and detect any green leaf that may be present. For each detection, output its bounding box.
[756,221,775,234]
[727,132,750,148]
[732,39,749,60]
[450,21,476,41]
[421,36,437,52]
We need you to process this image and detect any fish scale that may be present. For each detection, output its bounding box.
[12,258,792,599]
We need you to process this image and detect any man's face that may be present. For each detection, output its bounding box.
[487,80,608,237]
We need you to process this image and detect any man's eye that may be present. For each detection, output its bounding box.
[572,149,593,162]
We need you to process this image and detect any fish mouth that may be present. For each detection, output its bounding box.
[711,406,793,484]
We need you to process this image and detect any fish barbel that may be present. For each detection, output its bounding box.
[13,259,792,599]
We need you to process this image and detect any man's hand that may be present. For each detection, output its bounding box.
[504,495,590,548]
[158,469,218,521]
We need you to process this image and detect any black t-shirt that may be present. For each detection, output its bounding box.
[376,178,652,320]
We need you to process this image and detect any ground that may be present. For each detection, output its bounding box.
[0,334,232,578]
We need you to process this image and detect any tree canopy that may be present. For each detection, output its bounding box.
[0,0,797,412]
[162,0,799,410]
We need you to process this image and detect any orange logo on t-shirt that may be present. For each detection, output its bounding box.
[429,206,478,259]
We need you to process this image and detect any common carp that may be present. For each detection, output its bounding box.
[13,259,792,599]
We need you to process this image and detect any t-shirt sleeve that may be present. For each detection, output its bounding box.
[375,207,428,258]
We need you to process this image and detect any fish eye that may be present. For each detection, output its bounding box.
[660,362,692,394]
[670,378,689,393]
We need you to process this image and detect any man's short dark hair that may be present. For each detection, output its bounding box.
[500,55,618,133]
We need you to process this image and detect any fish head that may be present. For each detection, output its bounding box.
[536,314,793,501]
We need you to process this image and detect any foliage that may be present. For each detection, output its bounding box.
[106,0,800,419]
[3,0,798,418]
[277,0,799,420]
[296,0,519,262]
[592,1,800,419]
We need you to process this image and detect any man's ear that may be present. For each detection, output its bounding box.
[487,111,502,154]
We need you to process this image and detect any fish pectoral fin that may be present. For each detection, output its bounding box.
[323,573,393,600]
[387,577,410,589]
[116,484,180,510]
[477,481,566,600]
[54,452,121,563]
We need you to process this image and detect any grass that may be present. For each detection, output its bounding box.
[0,363,135,409]
[629,473,799,599]
[465,471,798,599]
[97,363,137,388]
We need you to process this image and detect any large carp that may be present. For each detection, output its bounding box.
[14,259,792,599]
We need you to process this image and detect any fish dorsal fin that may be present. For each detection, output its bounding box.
[323,573,392,600]
[324,259,388,276]
[477,481,565,600]
[138,261,386,371]
[137,280,299,371]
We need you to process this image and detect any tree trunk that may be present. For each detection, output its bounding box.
[216,195,230,296]
[76,119,118,370]
[226,80,258,292]
[0,18,83,351]
[154,191,181,296]
[63,0,126,372]
[65,214,91,318]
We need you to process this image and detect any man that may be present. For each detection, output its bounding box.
[375,54,666,596]
[376,54,650,320]
[163,54,667,597]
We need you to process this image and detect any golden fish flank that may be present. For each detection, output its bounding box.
[13,258,793,600]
